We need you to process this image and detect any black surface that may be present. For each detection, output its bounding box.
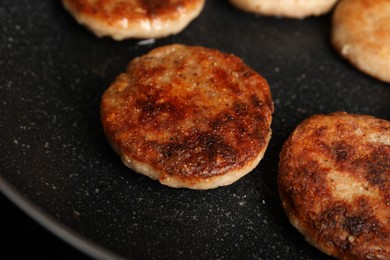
[0,193,91,259]
[1,1,389,259]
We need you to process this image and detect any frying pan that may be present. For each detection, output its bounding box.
[1,1,389,259]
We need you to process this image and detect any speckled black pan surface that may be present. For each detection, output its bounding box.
[1,1,389,259]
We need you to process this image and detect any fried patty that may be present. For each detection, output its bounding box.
[62,0,205,40]
[278,112,390,259]
[332,0,390,83]
[101,44,273,189]
[229,0,338,19]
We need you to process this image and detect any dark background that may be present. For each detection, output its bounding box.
[0,193,90,259]
[1,0,389,259]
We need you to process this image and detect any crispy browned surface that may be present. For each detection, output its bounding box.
[332,0,390,83]
[278,112,390,259]
[62,0,205,39]
[101,44,273,189]
[64,0,199,22]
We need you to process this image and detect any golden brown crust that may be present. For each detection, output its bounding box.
[62,0,205,40]
[332,0,390,83]
[229,0,338,19]
[278,112,390,259]
[101,44,273,189]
